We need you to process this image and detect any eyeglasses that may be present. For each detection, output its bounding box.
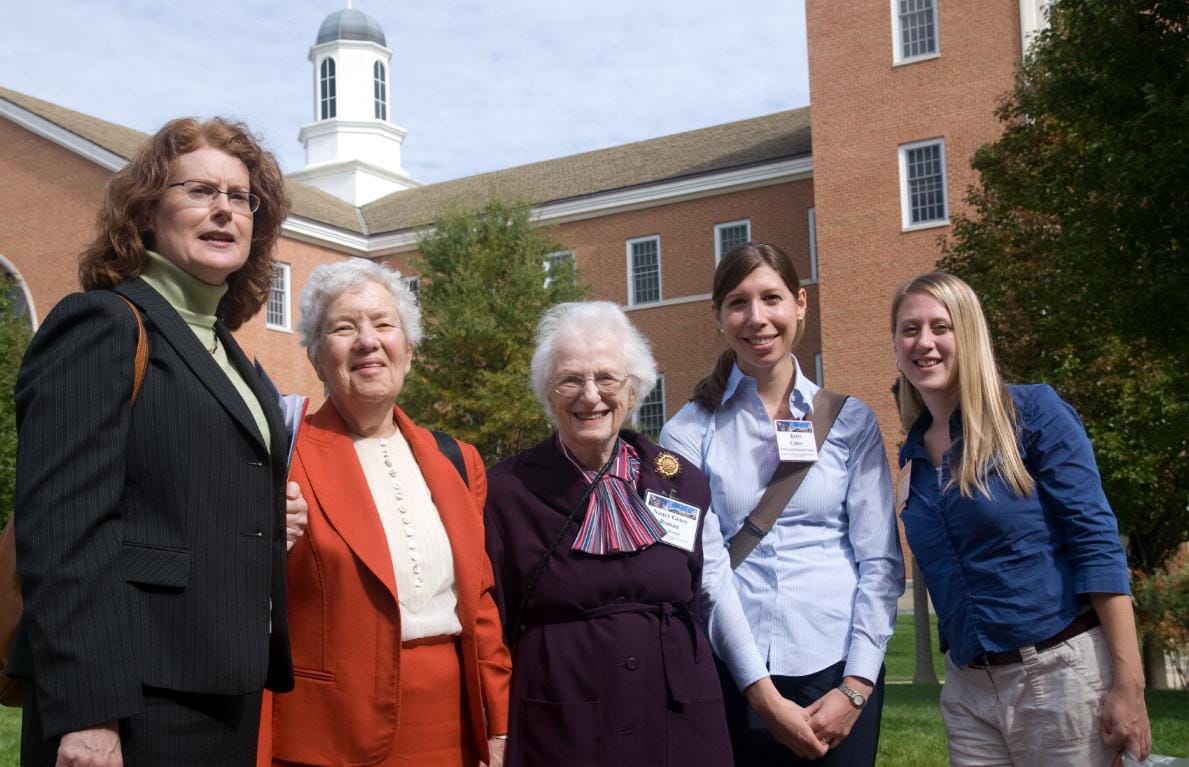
[168,180,261,214]
[551,372,630,397]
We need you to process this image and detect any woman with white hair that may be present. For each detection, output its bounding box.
[258,259,512,767]
[483,301,733,767]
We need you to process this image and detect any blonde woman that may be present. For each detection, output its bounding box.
[891,272,1150,767]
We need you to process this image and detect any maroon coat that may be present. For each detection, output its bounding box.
[485,430,732,767]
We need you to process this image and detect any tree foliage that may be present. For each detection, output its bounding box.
[400,198,588,465]
[0,290,32,528]
[941,0,1189,573]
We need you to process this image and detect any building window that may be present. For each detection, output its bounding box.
[899,139,949,228]
[401,275,420,304]
[714,220,751,263]
[806,207,819,284]
[1,260,33,329]
[893,0,939,63]
[627,236,661,305]
[635,375,666,439]
[1019,0,1052,54]
[266,263,291,331]
[373,61,388,120]
[544,250,576,288]
[320,58,337,119]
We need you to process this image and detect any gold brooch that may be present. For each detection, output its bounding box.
[653,452,682,480]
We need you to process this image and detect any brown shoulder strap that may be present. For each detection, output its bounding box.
[116,295,148,403]
[727,389,848,570]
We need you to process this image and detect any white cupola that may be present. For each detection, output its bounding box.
[288,4,420,205]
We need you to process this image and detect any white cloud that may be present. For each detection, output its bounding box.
[1,0,808,182]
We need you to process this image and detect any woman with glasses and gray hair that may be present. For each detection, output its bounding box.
[257,259,512,767]
[483,301,733,767]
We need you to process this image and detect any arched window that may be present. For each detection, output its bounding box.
[373,61,388,120]
[320,58,337,119]
[0,258,35,330]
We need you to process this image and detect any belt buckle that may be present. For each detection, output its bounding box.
[969,653,990,670]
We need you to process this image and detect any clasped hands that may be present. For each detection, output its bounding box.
[745,675,871,760]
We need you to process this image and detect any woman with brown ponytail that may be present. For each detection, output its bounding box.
[660,242,904,766]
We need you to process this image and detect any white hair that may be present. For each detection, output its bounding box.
[530,301,658,424]
[297,259,422,363]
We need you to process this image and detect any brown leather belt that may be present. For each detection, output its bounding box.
[968,611,1101,669]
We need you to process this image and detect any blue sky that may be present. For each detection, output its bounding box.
[1,0,808,183]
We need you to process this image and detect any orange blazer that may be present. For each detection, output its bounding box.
[259,402,512,766]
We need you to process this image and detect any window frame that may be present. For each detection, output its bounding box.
[319,57,337,120]
[805,207,819,284]
[626,235,662,306]
[544,250,576,289]
[634,374,666,440]
[891,0,940,65]
[898,138,950,230]
[401,275,421,304]
[373,60,388,120]
[266,262,292,332]
[714,219,751,264]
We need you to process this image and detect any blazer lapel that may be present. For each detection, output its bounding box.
[297,402,398,601]
[115,279,268,454]
[223,342,289,478]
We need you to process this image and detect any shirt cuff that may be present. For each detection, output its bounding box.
[727,648,770,692]
[843,639,887,684]
[1075,562,1132,596]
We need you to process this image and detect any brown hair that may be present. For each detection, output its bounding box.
[690,241,804,411]
[79,117,290,329]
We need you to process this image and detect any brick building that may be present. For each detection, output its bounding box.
[808,0,1049,455]
[1,2,1048,447]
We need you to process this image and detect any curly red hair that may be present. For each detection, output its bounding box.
[79,117,290,329]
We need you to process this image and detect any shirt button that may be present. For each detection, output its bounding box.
[625,657,637,671]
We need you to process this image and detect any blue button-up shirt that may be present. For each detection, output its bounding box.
[661,358,904,689]
[898,383,1131,667]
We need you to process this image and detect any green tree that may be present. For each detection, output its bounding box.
[941,0,1189,576]
[0,289,33,528]
[401,198,588,465]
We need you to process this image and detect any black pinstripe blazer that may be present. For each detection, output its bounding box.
[11,277,294,739]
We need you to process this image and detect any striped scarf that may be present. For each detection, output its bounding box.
[562,437,666,555]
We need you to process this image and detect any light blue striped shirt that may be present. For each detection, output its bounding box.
[660,357,904,690]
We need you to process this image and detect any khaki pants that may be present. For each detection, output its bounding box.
[940,625,1117,766]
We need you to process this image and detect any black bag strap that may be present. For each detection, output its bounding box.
[431,430,469,489]
[506,442,617,646]
[727,389,848,570]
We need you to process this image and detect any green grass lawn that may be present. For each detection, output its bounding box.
[0,619,1183,767]
[878,614,1189,765]
[886,612,946,682]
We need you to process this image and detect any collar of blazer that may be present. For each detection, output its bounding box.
[297,400,484,623]
[114,278,283,463]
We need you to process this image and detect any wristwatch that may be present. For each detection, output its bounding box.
[837,683,867,710]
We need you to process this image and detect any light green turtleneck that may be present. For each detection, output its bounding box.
[140,250,272,453]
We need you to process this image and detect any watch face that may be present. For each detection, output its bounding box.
[853,692,866,708]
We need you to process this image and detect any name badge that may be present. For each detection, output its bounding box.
[775,419,819,462]
[645,491,702,553]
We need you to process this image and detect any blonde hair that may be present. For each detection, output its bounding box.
[890,272,1033,499]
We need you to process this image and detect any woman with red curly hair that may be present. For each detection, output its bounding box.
[13,117,301,766]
